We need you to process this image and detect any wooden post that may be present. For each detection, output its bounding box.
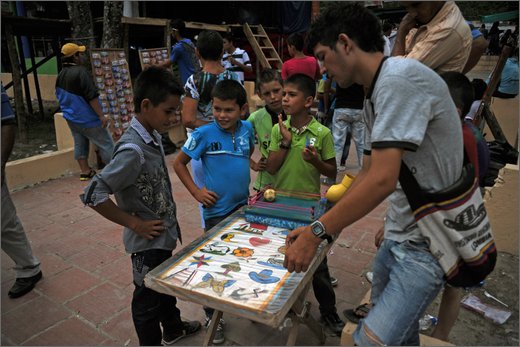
[27,35,45,120]
[5,24,27,142]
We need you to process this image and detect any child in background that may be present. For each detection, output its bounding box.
[173,79,254,344]
[465,78,487,122]
[247,68,287,191]
[266,73,344,335]
[431,71,490,342]
[181,30,240,231]
[81,67,201,346]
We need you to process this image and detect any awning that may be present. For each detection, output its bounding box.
[480,11,519,24]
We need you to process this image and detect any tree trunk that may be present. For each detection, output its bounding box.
[5,24,27,142]
[66,1,96,49]
[101,1,123,48]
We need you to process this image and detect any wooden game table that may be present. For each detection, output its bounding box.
[145,207,330,345]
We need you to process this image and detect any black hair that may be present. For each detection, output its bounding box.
[223,33,235,45]
[382,21,394,33]
[440,71,474,117]
[285,73,316,99]
[196,30,224,61]
[308,2,384,54]
[256,68,283,92]
[211,79,247,107]
[287,33,305,52]
[471,78,487,100]
[171,18,187,37]
[133,66,184,113]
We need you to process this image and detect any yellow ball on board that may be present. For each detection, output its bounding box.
[263,189,276,202]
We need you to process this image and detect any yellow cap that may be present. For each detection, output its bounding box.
[61,43,86,58]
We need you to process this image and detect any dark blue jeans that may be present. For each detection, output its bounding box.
[131,249,182,346]
[312,256,337,316]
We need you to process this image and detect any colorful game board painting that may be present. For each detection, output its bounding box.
[156,217,305,312]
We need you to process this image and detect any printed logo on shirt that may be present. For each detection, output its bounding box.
[210,142,222,151]
[185,136,197,151]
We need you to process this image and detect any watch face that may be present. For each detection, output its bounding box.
[311,221,325,237]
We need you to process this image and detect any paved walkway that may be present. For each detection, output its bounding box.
[1,148,386,346]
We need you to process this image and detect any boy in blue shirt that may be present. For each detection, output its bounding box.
[174,79,254,344]
[81,67,201,346]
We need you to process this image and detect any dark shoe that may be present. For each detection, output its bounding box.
[204,317,225,344]
[162,320,201,345]
[80,169,96,181]
[321,312,345,337]
[330,276,338,287]
[343,302,372,324]
[8,271,42,298]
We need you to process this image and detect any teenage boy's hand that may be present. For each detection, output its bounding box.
[278,114,291,144]
[302,145,318,163]
[133,218,165,240]
[398,13,418,36]
[251,157,267,172]
[195,187,219,208]
[284,225,321,273]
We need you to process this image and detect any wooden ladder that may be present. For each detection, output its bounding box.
[243,23,283,71]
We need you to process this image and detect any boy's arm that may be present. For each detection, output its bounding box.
[181,97,210,130]
[302,150,336,179]
[173,150,218,207]
[90,199,165,240]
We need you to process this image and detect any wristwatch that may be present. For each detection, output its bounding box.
[280,141,291,150]
[310,220,333,243]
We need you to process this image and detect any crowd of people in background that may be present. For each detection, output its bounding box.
[2,1,518,346]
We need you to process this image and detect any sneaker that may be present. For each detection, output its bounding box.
[321,312,345,337]
[205,317,225,344]
[8,271,42,298]
[365,271,373,283]
[330,276,338,287]
[80,169,96,181]
[337,165,346,172]
[162,320,201,345]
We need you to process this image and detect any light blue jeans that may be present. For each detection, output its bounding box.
[354,239,445,346]
[332,108,364,167]
[66,120,114,165]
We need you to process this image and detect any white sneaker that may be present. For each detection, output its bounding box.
[337,165,346,172]
[365,271,373,283]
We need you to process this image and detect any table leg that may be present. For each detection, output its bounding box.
[202,310,223,346]
[286,283,325,345]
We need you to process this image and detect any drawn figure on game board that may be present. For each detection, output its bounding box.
[200,243,230,256]
[218,262,241,277]
[233,223,264,235]
[194,273,236,294]
[229,288,268,301]
[249,237,271,247]
[232,247,254,258]
[249,269,280,284]
[221,233,236,242]
[189,254,212,268]
[277,245,287,254]
[257,256,285,270]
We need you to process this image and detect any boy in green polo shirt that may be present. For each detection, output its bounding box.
[247,69,287,190]
[265,73,343,335]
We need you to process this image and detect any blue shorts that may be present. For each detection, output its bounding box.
[354,239,445,345]
[66,120,114,164]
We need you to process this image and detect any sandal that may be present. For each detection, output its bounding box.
[343,302,372,324]
[80,169,96,181]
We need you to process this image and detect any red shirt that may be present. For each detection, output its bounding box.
[282,56,320,80]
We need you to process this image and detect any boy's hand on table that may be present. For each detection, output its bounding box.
[195,187,219,208]
[284,226,321,273]
[133,218,165,240]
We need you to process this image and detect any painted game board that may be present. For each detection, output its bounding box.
[145,212,328,326]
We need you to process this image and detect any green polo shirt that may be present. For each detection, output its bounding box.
[247,107,277,190]
[269,117,335,194]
